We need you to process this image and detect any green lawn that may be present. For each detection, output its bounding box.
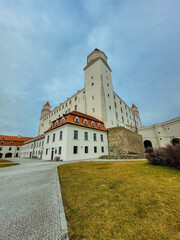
[58,161,180,240]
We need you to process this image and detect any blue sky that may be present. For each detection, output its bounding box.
[0,0,180,137]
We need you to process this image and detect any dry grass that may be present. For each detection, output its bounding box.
[0,159,13,163]
[0,163,19,168]
[58,161,180,240]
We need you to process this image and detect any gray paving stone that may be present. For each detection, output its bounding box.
[0,158,68,240]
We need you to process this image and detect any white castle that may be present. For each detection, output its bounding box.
[38,48,141,135]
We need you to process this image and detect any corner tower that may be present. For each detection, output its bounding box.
[38,101,51,135]
[84,49,117,128]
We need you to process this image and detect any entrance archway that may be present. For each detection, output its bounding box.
[171,138,180,146]
[144,140,152,149]
[0,153,3,158]
[5,153,12,158]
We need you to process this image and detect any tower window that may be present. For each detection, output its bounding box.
[109,106,111,110]
[108,94,110,97]
[93,108,95,113]
[74,117,79,123]
[107,83,109,86]
[75,96,77,101]
[75,105,77,110]
[92,95,94,100]
[59,131,63,140]
[92,83,94,86]
[122,116,124,122]
[83,119,88,125]
[115,102,117,108]
[59,147,62,154]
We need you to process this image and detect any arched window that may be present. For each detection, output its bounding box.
[171,138,180,146]
[74,117,79,123]
[83,119,87,125]
[97,123,101,128]
[91,121,95,127]
[62,117,65,124]
[56,120,59,126]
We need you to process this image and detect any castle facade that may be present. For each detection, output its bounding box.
[38,49,141,136]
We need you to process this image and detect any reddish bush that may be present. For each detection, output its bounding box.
[146,144,180,169]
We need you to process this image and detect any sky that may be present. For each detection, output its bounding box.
[0,0,180,137]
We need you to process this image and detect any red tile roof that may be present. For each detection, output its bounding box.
[46,111,107,133]
[0,135,34,146]
[131,104,137,109]
[44,101,50,107]
[24,134,45,144]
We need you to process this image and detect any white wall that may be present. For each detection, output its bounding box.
[138,117,180,148]
[0,145,21,158]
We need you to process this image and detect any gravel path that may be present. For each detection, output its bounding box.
[0,158,68,240]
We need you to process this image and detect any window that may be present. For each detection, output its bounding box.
[97,123,101,128]
[69,100,71,104]
[93,133,97,141]
[116,112,118,119]
[46,148,48,155]
[74,130,78,139]
[101,146,104,153]
[1,141,4,144]
[17,147,20,151]
[39,142,41,147]
[107,83,109,86]
[115,102,117,108]
[94,146,97,153]
[0,147,2,151]
[92,95,94,100]
[101,134,103,142]
[126,112,128,117]
[65,110,67,114]
[62,117,65,123]
[55,149,57,154]
[93,108,95,113]
[85,146,88,153]
[91,121,95,127]
[74,117,79,123]
[10,141,13,145]
[120,100,122,104]
[75,96,77,101]
[91,76,93,79]
[59,147,62,154]
[9,147,12,151]
[84,132,88,140]
[83,119,87,125]
[108,94,110,97]
[42,141,44,147]
[59,131,63,140]
[73,146,78,154]
[92,82,94,86]
[125,106,127,109]
[121,108,123,113]
[122,116,124,122]
[47,135,50,143]
[49,120,51,124]
[53,133,55,142]
[62,105,64,109]
[109,106,111,110]
[114,95,115,99]
[106,76,108,80]
[65,103,68,107]
[75,105,77,110]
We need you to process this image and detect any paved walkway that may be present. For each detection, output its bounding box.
[0,158,68,240]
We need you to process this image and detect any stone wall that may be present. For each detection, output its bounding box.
[100,126,145,159]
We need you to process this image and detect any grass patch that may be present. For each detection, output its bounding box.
[58,161,180,240]
[0,159,13,163]
[0,163,19,168]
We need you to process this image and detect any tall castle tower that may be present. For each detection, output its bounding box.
[38,102,51,135]
[84,48,117,128]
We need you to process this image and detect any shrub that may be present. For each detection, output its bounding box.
[146,144,180,169]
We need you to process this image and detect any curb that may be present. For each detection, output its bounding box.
[55,167,69,240]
